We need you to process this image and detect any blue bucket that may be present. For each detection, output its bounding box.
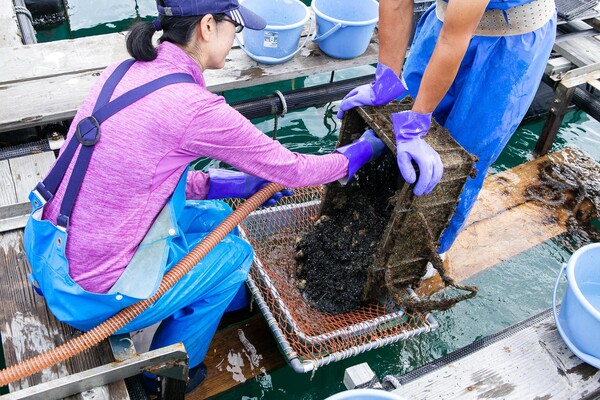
[553,243,600,368]
[311,0,378,59]
[238,0,311,64]
[325,389,406,400]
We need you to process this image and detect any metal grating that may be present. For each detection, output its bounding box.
[0,139,51,162]
[555,0,600,20]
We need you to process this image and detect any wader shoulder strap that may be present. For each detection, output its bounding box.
[34,58,195,228]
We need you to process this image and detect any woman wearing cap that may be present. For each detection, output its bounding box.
[337,0,556,257]
[23,0,386,393]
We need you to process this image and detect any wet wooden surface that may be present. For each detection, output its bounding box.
[0,151,129,398]
[394,310,600,399]
[187,314,285,400]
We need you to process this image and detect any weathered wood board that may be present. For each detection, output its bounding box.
[0,30,378,133]
[188,314,285,400]
[0,0,21,48]
[394,311,600,399]
[553,35,600,67]
[0,152,55,233]
[0,153,129,398]
[444,149,582,281]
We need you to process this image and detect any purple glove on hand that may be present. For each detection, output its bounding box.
[337,62,409,119]
[335,129,387,183]
[392,111,443,196]
[206,169,294,207]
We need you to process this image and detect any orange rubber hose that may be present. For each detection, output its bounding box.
[0,183,284,387]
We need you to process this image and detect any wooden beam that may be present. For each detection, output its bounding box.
[395,312,600,399]
[188,313,285,400]
[553,35,600,67]
[431,148,586,283]
[0,0,21,47]
[0,33,378,133]
[0,33,130,84]
[0,153,56,233]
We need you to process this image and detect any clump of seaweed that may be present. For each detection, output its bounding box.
[295,99,478,315]
[525,148,600,251]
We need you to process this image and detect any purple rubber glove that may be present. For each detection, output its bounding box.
[335,129,387,183]
[337,62,409,119]
[392,111,443,196]
[206,169,294,207]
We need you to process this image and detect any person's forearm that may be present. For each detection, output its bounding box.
[379,0,414,75]
[411,33,470,114]
[412,0,488,114]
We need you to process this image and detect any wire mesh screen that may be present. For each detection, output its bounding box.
[231,186,438,372]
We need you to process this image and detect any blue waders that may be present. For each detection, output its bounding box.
[24,59,254,368]
[403,1,557,253]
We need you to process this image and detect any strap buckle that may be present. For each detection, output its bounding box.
[76,116,101,146]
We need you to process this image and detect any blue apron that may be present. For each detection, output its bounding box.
[404,0,557,253]
[24,59,254,367]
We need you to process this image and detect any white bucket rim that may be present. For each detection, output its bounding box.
[240,0,310,31]
[566,242,600,320]
[325,388,407,400]
[311,0,379,27]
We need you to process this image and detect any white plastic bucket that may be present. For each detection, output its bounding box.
[325,388,406,400]
[311,0,379,59]
[553,243,600,368]
[238,0,311,64]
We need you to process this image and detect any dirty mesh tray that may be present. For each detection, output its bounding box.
[324,100,477,303]
[235,187,438,373]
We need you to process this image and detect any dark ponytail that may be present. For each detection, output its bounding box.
[126,21,157,61]
[126,12,228,62]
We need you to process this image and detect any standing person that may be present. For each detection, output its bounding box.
[23,0,386,393]
[338,0,556,254]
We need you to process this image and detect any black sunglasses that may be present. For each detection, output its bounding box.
[222,15,244,33]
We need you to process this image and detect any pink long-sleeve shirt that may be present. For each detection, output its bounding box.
[43,42,348,293]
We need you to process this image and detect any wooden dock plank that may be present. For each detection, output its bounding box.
[0,159,18,206]
[0,153,129,397]
[9,152,56,202]
[443,148,589,281]
[0,34,378,133]
[0,153,55,233]
[0,230,130,398]
[448,201,569,281]
[0,0,21,48]
[554,35,600,67]
[188,313,285,400]
[394,312,600,399]
[0,33,130,84]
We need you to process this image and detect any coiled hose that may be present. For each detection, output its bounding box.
[0,183,284,387]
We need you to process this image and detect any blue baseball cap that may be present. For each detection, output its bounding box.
[157,0,267,30]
